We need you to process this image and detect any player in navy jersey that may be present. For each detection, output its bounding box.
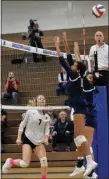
[53,35,98,177]
[62,32,98,178]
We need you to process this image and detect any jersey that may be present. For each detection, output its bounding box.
[66,54,98,128]
[19,110,50,145]
[59,56,88,110]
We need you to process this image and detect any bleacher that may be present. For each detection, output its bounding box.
[1,25,108,168]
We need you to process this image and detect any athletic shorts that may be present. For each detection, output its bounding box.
[70,96,88,115]
[85,107,97,129]
[22,134,36,149]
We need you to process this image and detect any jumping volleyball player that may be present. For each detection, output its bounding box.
[61,32,98,178]
[53,36,98,177]
[2,95,50,179]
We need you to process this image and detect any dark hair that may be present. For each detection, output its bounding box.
[76,61,86,77]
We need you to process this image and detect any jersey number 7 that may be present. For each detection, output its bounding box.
[39,119,42,125]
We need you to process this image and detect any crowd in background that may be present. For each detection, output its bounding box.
[1,21,108,153]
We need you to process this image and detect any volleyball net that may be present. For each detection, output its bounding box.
[1,39,90,108]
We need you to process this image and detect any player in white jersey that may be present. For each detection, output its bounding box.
[2,95,50,179]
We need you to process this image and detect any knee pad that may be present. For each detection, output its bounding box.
[74,135,87,147]
[40,157,48,167]
[19,160,29,168]
[90,147,93,154]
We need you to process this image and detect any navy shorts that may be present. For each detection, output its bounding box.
[70,96,88,115]
[85,107,97,129]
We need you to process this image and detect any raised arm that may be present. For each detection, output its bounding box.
[62,32,71,55]
[74,41,81,61]
[62,32,74,66]
[53,36,78,79]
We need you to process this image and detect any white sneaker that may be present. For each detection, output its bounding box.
[84,161,98,177]
[69,166,85,177]
[92,172,98,178]
[2,158,12,173]
[84,172,98,179]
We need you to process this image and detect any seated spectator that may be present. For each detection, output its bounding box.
[56,67,69,96]
[1,109,8,153]
[2,72,20,105]
[52,110,74,151]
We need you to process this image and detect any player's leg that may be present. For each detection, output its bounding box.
[2,143,32,173]
[72,113,97,177]
[76,127,95,173]
[70,113,87,177]
[34,144,48,179]
[84,124,98,178]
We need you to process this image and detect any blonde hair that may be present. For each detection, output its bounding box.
[27,98,36,106]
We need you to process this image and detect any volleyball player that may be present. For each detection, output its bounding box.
[62,32,98,178]
[53,36,98,177]
[2,95,50,179]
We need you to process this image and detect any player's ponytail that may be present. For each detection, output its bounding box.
[77,61,86,77]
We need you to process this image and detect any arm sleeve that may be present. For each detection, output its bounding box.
[19,111,29,132]
[44,122,50,136]
[53,121,58,132]
[59,56,78,79]
[67,121,74,134]
[67,54,74,66]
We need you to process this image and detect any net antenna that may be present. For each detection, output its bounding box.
[82,14,92,73]
[82,14,86,60]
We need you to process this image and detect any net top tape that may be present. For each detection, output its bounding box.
[1,39,89,60]
[2,105,70,110]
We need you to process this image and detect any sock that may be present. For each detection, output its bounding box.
[9,159,15,166]
[77,157,84,168]
[88,169,94,177]
[42,175,46,179]
[86,155,93,165]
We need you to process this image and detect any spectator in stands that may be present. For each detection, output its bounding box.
[56,67,69,96]
[2,72,20,105]
[28,19,46,62]
[1,109,8,153]
[52,110,74,151]
[89,31,108,78]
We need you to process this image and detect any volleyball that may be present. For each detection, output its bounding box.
[92,4,106,18]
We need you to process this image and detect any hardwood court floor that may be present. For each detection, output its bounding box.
[2,167,84,178]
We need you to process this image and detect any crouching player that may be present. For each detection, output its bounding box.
[2,95,51,179]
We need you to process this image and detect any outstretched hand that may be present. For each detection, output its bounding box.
[53,36,62,58]
[62,32,67,41]
[53,36,60,46]
[74,41,79,50]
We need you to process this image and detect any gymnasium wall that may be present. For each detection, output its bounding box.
[2,1,108,34]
